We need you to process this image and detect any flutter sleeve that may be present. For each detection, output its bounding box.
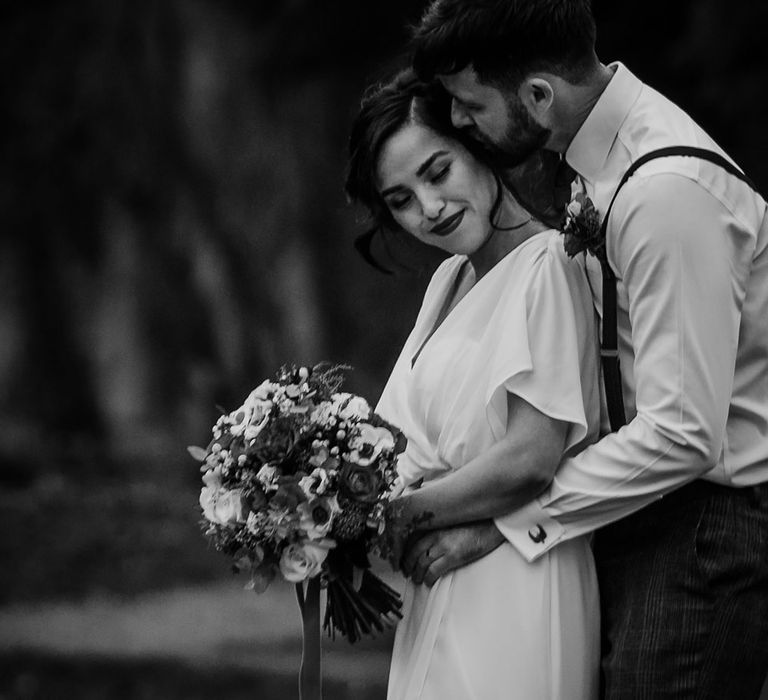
[482,236,601,454]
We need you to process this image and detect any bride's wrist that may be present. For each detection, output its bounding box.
[389,493,434,534]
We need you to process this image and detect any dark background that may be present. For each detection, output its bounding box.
[1,1,767,698]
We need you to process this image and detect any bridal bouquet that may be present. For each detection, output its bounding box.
[190,363,405,646]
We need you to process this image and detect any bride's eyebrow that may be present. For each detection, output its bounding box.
[381,150,450,197]
[415,150,450,177]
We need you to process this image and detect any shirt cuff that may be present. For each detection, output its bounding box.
[493,499,564,562]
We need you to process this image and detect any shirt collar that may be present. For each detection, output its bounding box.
[565,62,643,182]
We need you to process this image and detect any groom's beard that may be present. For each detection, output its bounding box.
[473,96,551,169]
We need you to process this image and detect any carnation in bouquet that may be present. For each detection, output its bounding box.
[190,363,406,651]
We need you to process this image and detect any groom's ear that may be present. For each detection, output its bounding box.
[518,77,555,121]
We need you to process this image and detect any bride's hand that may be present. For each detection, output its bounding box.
[388,475,406,500]
[382,491,432,572]
[382,495,410,571]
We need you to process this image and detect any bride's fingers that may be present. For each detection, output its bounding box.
[386,525,408,572]
[387,538,403,572]
[388,476,406,500]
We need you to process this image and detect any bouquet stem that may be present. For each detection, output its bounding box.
[296,577,323,700]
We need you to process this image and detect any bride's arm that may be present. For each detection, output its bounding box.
[389,392,567,539]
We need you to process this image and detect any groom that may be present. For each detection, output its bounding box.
[402,1,768,697]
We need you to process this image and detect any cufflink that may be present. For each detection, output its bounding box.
[528,524,547,543]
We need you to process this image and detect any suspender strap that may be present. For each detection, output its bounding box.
[599,259,625,433]
[597,146,756,432]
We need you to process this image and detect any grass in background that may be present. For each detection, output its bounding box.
[0,652,379,700]
[0,471,393,699]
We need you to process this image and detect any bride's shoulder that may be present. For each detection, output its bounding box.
[506,229,569,271]
[494,230,587,301]
[531,230,586,275]
[523,231,592,304]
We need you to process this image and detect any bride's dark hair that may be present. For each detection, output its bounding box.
[345,67,560,273]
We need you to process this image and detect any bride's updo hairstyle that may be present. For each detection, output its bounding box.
[345,68,505,272]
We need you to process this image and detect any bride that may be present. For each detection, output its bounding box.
[345,68,601,700]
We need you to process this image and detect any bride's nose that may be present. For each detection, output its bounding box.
[420,191,445,220]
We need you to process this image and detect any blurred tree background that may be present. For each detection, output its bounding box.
[2,0,768,487]
[1,1,767,698]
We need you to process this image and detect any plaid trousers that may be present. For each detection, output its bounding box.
[594,479,768,700]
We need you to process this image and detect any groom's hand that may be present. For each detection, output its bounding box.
[401,521,506,587]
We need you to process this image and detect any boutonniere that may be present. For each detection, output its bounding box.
[560,179,604,259]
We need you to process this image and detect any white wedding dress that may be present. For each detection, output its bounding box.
[377,231,601,700]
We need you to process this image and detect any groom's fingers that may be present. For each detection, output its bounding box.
[410,549,444,586]
[402,532,440,578]
[404,523,506,584]
[411,525,491,585]
[409,539,452,585]
[422,555,451,587]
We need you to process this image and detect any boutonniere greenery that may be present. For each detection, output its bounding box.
[561,179,604,259]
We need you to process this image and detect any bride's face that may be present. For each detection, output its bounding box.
[376,121,497,256]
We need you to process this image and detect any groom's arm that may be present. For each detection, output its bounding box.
[496,174,747,561]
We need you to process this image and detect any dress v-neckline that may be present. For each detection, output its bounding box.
[407,233,552,370]
[410,258,474,369]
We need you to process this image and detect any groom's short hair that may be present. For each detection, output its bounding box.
[412,0,597,89]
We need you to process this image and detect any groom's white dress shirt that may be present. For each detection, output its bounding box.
[497,63,768,561]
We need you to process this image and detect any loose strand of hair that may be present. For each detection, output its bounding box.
[354,227,394,275]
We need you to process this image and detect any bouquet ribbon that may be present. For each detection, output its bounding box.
[295,578,322,700]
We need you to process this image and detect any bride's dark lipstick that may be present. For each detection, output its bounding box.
[431,210,465,236]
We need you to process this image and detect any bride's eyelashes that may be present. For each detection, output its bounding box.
[429,163,451,184]
[387,192,412,211]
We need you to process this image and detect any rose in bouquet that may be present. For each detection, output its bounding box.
[190,363,406,644]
